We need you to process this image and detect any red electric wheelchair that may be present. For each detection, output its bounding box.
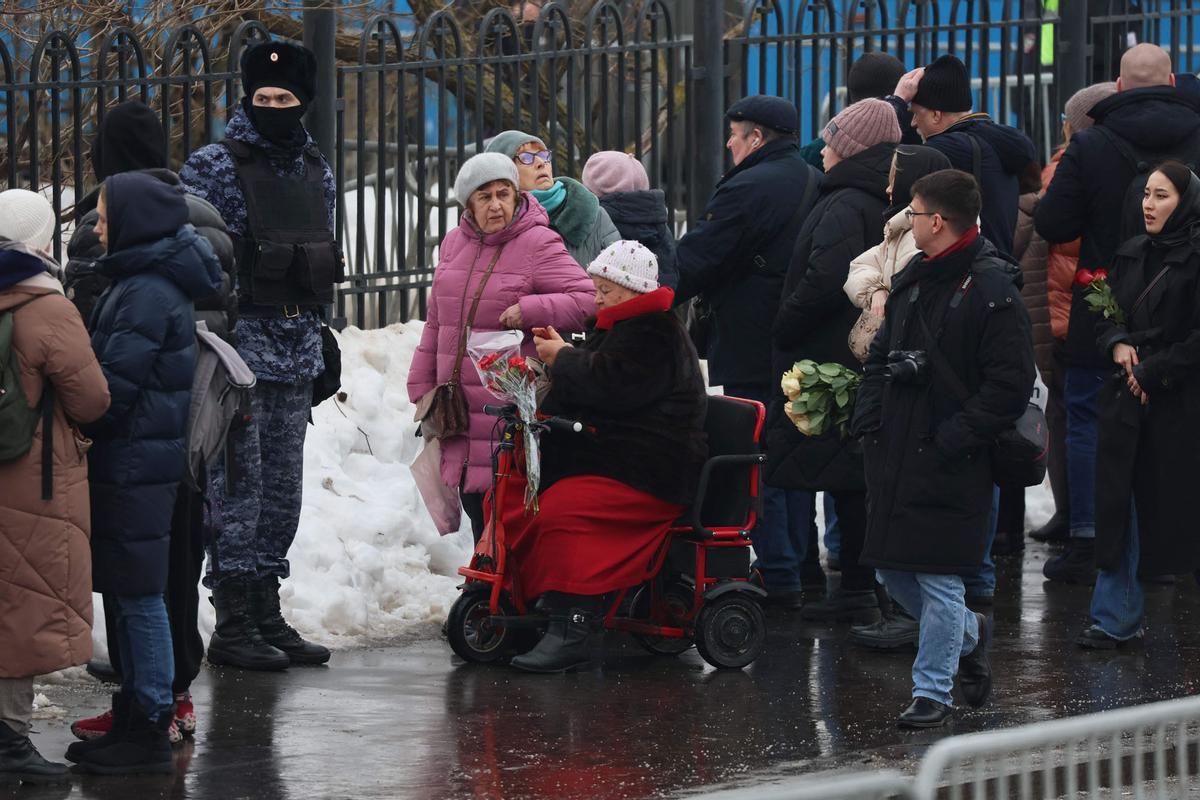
[446,394,768,670]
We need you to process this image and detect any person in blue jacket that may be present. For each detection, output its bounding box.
[69,172,222,774]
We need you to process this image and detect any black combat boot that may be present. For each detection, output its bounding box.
[207,578,291,671]
[75,699,173,775]
[252,576,331,665]
[510,593,599,673]
[0,721,67,783]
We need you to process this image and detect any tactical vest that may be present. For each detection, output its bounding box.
[223,139,343,315]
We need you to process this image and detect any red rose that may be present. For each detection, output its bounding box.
[507,355,525,368]
[1093,268,1109,282]
[479,353,500,369]
[1074,269,1095,287]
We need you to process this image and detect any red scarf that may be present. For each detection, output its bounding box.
[926,226,979,262]
[596,286,675,330]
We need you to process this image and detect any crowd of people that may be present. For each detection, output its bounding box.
[3,28,1200,783]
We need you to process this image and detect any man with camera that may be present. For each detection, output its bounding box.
[851,169,1034,728]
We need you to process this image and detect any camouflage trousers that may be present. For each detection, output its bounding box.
[205,380,311,588]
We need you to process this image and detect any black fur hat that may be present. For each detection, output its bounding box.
[241,41,317,104]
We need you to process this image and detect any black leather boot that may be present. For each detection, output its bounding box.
[66,692,131,763]
[849,604,919,649]
[1029,511,1069,543]
[510,593,598,673]
[799,588,880,624]
[897,697,953,729]
[0,721,67,783]
[207,578,291,671]
[957,612,992,708]
[252,576,332,665]
[75,699,172,775]
[1043,538,1097,585]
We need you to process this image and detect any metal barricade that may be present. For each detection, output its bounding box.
[913,695,1200,799]
[686,769,916,800]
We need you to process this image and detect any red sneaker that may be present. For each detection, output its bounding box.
[70,709,113,741]
[174,693,196,736]
[168,719,183,745]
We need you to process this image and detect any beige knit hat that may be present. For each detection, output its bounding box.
[822,98,902,159]
[586,240,658,294]
[0,189,56,252]
[1064,81,1117,134]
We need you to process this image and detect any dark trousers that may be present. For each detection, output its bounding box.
[1044,349,1070,519]
[462,492,486,544]
[105,484,206,697]
[828,491,873,591]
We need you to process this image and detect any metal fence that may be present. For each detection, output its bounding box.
[2,1,1200,329]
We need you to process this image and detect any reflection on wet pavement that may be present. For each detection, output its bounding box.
[7,543,1200,800]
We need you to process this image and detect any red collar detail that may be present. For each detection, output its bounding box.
[596,286,675,330]
[927,226,979,261]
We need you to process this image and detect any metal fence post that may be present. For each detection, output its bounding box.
[303,0,337,160]
[690,0,724,221]
[1056,1,1087,104]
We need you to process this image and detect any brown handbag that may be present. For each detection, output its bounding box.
[414,244,506,439]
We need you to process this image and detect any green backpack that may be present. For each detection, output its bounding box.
[0,296,55,499]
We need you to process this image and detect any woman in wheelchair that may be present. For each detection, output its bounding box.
[503,240,708,673]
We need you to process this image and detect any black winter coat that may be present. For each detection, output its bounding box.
[87,175,223,595]
[674,140,821,388]
[598,189,678,290]
[540,289,708,506]
[1093,224,1200,577]
[764,141,894,491]
[1035,86,1200,367]
[851,234,1035,574]
[66,168,237,340]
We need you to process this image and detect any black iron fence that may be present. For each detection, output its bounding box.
[2,1,1199,329]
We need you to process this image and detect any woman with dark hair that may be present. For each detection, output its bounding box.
[1082,160,1200,649]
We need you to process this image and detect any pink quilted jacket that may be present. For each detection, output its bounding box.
[408,196,595,492]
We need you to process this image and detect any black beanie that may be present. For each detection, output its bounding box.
[241,41,317,104]
[911,54,972,112]
[90,101,167,182]
[848,52,906,103]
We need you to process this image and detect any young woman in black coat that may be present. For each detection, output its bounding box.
[1083,160,1200,649]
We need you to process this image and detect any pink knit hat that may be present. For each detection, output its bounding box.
[822,98,902,159]
[1064,81,1117,134]
[581,151,650,198]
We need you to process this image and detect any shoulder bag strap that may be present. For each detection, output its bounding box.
[966,133,984,188]
[1128,264,1171,320]
[910,291,973,405]
[449,243,507,382]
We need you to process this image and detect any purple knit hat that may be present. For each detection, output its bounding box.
[822,98,902,159]
[581,151,650,198]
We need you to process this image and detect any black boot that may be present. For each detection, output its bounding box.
[207,578,291,671]
[849,604,919,650]
[897,697,952,729]
[1043,538,1097,585]
[957,612,992,708]
[800,588,880,624]
[75,699,173,775]
[66,692,131,763]
[1029,511,1070,543]
[252,576,332,665]
[0,721,67,783]
[510,593,598,673]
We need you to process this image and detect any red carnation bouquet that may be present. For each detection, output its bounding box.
[468,331,541,511]
[1078,268,1126,326]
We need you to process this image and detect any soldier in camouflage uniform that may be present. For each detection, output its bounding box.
[180,41,336,670]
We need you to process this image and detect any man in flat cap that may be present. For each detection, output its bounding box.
[674,94,822,609]
[180,40,339,671]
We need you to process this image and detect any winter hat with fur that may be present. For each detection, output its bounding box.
[1065,81,1117,134]
[822,98,902,159]
[0,189,56,253]
[454,153,521,206]
[581,151,650,197]
[587,240,659,294]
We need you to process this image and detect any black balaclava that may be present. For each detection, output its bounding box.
[242,95,308,148]
[90,101,168,182]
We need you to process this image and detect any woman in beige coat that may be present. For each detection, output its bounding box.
[0,190,110,781]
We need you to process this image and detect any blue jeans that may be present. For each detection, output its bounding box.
[823,493,841,560]
[963,485,1000,598]
[1065,368,1107,539]
[727,383,816,592]
[1090,507,1144,640]
[877,570,980,707]
[115,594,175,720]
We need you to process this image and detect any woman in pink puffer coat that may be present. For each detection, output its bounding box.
[408,153,594,539]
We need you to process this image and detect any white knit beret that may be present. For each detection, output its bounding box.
[453,153,520,206]
[586,240,659,294]
[0,189,56,252]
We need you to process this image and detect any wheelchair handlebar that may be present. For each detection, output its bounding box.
[542,416,585,435]
[483,404,586,436]
[484,404,517,418]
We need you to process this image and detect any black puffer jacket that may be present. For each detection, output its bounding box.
[597,189,678,290]
[764,141,894,491]
[1035,86,1200,367]
[852,234,1035,574]
[66,168,236,339]
[540,288,708,506]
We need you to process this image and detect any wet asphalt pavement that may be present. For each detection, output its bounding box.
[8,541,1200,800]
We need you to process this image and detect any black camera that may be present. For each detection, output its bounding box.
[885,350,928,383]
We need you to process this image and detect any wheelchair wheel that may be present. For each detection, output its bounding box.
[695,593,766,669]
[447,588,523,663]
[630,582,695,656]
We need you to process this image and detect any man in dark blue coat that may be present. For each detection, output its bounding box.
[1034,44,1200,584]
[674,95,822,606]
[885,55,1041,256]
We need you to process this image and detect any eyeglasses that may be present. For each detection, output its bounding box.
[904,209,939,221]
[515,150,553,166]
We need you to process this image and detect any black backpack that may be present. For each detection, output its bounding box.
[1094,124,1200,244]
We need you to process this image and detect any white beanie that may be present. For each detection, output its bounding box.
[586,240,659,294]
[0,189,56,252]
[454,153,520,206]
